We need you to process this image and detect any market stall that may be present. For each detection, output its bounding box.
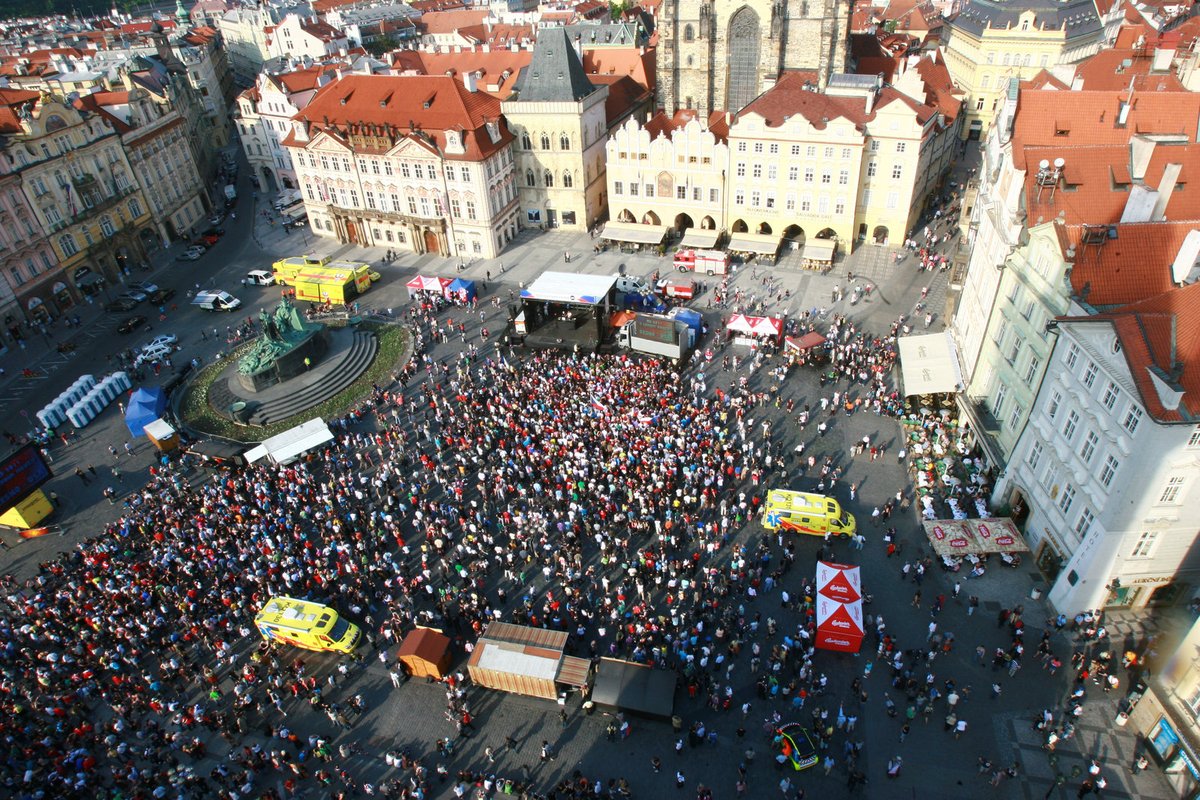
[588,658,673,720]
[967,518,1030,554]
[727,314,784,349]
[396,627,453,680]
[922,519,979,559]
[800,239,837,271]
[446,278,477,303]
[815,561,864,653]
[124,387,167,437]
[406,275,452,300]
[143,417,179,452]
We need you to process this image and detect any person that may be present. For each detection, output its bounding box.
[676,770,686,789]
[887,756,902,778]
[1132,754,1149,773]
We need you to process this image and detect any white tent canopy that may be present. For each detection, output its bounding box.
[727,232,781,255]
[245,418,335,465]
[898,332,963,396]
[600,222,668,245]
[678,228,720,249]
[521,271,617,306]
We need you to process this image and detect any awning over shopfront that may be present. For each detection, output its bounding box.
[727,232,782,255]
[802,239,837,262]
[600,222,669,245]
[898,331,963,396]
[678,227,720,249]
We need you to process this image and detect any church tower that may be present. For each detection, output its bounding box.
[657,0,851,115]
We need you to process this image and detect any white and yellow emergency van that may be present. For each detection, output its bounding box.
[254,596,362,654]
[762,490,857,537]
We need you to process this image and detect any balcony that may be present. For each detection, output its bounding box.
[72,172,97,188]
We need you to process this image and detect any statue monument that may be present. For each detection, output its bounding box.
[236,297,330,392]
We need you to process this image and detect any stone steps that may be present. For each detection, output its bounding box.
[247,330,378,426]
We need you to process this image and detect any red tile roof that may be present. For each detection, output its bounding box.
[276,65,339,93]
[739,70,869,129]
[1065,277,1200,422]
[912,51,964,123]
[1023,142,1200,229]
[419,9,488,34]
[287,74,512,161]
[388,49,531,99]
[0,88,39,133]
[1073,48,1185,92]
[72,92,132,134]
[1062,219,1199,307]
[590,73,652,128]
[643,109,730,143]
[1011,87,1200,170]
[582,46,656,93]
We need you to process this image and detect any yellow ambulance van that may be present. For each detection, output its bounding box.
[254,596,362,654]
[762,490,857,537]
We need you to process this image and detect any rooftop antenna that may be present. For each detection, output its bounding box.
[1035,157,1064,202]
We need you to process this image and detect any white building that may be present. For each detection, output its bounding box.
[1003,277,1200,612]
[266,14,349,61]
[283,73,520,258]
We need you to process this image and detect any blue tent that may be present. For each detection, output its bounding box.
[448,278,477,301]
[124,386,167,437]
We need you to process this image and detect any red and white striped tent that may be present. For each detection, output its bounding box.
[815,561,864,653]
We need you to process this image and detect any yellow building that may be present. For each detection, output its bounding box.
[502,28,610,231]
[942,0,1104,140]
[0,92,154,304]
[605,110,730,237]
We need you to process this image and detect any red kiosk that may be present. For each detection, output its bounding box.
[815,561,865,653]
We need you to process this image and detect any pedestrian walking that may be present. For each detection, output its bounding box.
[676,770,686,789]
[540,741,554,762]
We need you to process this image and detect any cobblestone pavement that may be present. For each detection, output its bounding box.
[0,147,1183,800]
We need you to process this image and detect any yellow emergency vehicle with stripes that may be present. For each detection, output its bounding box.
[762,490,857,537]
[255,596,362,654]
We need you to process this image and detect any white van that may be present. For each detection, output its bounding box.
[192,290,242,312]
[242,270,275,286]
[614,275,651,295]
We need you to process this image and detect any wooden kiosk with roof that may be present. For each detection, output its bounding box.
[467,622,592,701]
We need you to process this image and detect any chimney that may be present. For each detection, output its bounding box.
[463,70,477,92]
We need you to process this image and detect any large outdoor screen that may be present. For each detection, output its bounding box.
[0,444,52,509]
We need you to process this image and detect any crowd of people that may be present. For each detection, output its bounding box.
[0,218,1158,800]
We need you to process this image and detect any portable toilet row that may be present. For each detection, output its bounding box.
[37,374,97,430]
[64,371,130,429]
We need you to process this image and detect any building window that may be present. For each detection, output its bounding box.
[735,190,745,205]
[628,182,637,196]
[1122,405,1143,435]
[1100,455,1119,488]
[750,191,761,207]
[1083,362,1098,388]
[1007,403,1023,430]
[450,198,461,218]
[838,170,848,185]
[791,145,801,156]
[736,163,746,178]
[540,134,550,150]
[992,384,1008,417]
[1027,441,1043,470]
[1006,337,1021,365]
[1160,476,1185,504]
[1102,382,1119,411]
[614,181,623,195]
[867,161,876,177]
[1189,426,1200,448]
[1066,343,1079,369]
[754,143,763,154]
[804,168,814,183]
[1074,508,1094,538]
[129,198,142,218]
[820,171,831,185]
[100,216,115,237]
[521,133,531,149]
[693,187,701,200]
[891,164,902,179]
[1047,390,1061,419]
[895,142,906,153]
[526,170,537,187]
[677,186,687,200]
[1023,356,1040,385]
[59,234,77,256]
[788,166,799,181]
[710,188,718,203]
[466,201,476,220]
[823,147,833,158]
[769,144,779,155]
[1130,531,1158,558]
[1079,431,1098,464]
[737,142,746,152]
[562,172,573,188]
[1062,410,1079,441]
[1058,484,1075,515]
[752,163,762,178]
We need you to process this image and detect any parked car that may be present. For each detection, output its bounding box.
[141,334,178,351]
[195,233,220,247]
[147,287,176,305]
[116,315,146,334]
[117,290,147,304]
[176,246,205,261]
[129,281,159,295]
[201,226,225,237]
[134,342,175,367]
[105,297,139,313]
[208,213,225,227]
